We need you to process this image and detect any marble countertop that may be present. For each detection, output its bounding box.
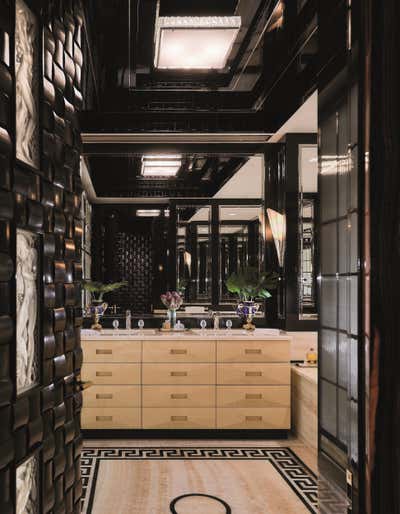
[81,328,292,341]
[291,364,318,384]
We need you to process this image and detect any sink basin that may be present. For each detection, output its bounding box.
[81,329,157,337]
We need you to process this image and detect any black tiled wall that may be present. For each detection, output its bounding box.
[0,1,85,512]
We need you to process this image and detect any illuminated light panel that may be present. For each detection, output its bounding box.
[141,154,182,177]
[154,16,241,70]
[136,209,161,217]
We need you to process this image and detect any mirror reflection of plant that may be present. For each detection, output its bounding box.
[82,280,128,302]
[226,267,279,302]
[177,279,188,296]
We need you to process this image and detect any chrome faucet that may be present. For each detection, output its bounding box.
[126,309,131,330]
[211,311,219,331]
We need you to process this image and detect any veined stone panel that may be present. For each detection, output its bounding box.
[16,229,39,394]
[15,0,39,168]
[16,454,39,514]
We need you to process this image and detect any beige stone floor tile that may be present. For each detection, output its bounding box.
[89,459,310,514]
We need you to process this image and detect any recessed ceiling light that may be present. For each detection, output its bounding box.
[141,154,182,177]
[136,209,161,217]
[154,16,241,70]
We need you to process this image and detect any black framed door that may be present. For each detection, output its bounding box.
[318,0,364,512]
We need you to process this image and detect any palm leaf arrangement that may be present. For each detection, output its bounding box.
[226,267,279,302]
[82,280,127,301]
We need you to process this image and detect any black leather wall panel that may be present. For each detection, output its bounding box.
[0,1,86,512]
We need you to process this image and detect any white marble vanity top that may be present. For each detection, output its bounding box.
[81,328,291,341]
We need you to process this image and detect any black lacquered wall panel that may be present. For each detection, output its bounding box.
[318,0,362,506]
[0,1,86,512]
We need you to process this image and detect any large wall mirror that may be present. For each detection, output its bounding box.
[177,205,212,305]
[298,144,318,320]
[219,205,264,304]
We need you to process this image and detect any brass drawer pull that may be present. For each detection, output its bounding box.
[96,416,113,421]
[96,349,112,355]
[245,349,262,355]
[246,393,263,399]
[171,416,188,421]
[171,393,188,400]
[245,371,262,377]
[170,371,188,377]
[96,371,113,377]
[246,416,263,422]
[96,393,113,400]
[170,349,187,355]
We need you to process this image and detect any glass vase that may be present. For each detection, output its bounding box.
[168,309,177,329]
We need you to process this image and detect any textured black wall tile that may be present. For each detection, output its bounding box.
[0,467,13,514]
[0,439,14,470]
[0,281,11,315]
[0,406,11,442]
[1,2,85,510]
[13,397,29,430]
[54,355,67,380]
[64,238,75,259]
[0,191,13,219]
[44,284,56,308]
[0,153,11,190]
[0,379,12,408]
[0,221,11,252]
[14,193,27,226]
[0,316,12,345]
[54,260,66,283]
[0,252,13,281]
[53,209,67,234]
[27,200,44,230]
[43,332,56,360]
[13,168,40,201]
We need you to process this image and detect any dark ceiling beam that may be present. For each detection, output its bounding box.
[99,89,256,110]
[79,111,269,134]
[83,141,267,156]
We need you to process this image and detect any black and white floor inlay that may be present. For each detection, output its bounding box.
[81,447,318,513]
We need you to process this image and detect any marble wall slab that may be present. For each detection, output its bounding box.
[291,366,318,452]
[16,454,39,514]
[15,0,39,169]
[16,229,39,394]
[288,331,318,361]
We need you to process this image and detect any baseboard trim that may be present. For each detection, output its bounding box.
[82,429,288,439]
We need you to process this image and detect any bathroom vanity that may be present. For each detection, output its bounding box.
[80,329,291,435]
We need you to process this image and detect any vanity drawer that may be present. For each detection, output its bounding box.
[217,363,290,385]
[217,340,289,363]
[81,363,140,385]
[83,385,141,407]
[143,385,214,408]
[143,340,215,363]
[142,363,214,385]
[142,408,215,429]
[81,340,141,363]
[217,408,290,429]
[82,407,141,429]
[217,386,290,408]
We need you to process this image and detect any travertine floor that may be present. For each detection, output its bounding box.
[83,437,318,474]
[83,437,317,514]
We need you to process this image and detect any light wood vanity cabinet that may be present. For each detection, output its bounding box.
[81,335,291,431]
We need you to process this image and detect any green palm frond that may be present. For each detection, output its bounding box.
[226,267,279,301]
[82,280,127,300]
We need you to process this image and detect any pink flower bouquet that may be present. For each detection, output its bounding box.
[160,291,183,311]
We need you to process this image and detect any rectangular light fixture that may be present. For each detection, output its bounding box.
[141,154,182,177]
[154,16,241,70]
[136,209,161,217]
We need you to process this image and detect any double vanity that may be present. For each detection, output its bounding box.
[81,329,291,434]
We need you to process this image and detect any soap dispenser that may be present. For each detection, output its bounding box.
[306,348,317,365]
